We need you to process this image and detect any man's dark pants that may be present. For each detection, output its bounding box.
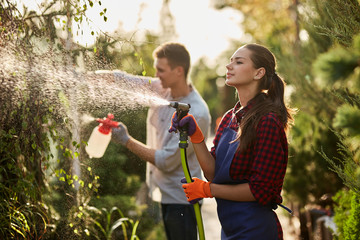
[161,203,199,240]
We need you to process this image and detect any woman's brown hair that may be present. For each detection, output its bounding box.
[235,43,295,152]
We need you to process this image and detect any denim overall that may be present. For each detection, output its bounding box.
[212,121,279,240]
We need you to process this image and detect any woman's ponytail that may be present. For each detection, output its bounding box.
[268,72,284,103]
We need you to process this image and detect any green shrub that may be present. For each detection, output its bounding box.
[333,190,360,240]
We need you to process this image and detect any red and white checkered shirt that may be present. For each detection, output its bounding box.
[210,98,288,239]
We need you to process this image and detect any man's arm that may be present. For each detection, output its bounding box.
[112,123,156,165]
[125,137,156,165]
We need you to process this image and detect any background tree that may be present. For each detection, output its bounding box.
[214,0,360,238]
[317,35,360,239]
[0,0,156,239]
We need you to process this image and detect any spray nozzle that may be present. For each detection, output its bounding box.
[169,101,191,111]
[96,113,119,134]
[169,101,191,123]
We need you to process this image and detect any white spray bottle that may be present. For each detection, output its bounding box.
[85,113,119,158]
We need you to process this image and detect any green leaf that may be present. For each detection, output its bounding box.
[79,180,84,187]
[131,220,140,239]
[109,218,129,236]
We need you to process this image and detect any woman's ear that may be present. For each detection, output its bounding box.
[254,67,265,80]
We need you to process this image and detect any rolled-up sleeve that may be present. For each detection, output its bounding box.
[154,132,183,173]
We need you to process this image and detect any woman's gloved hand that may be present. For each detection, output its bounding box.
[180,178,202,204]
[182,177,213,203]
[168,112,180,133]
[111,122,130,146]
[168,112,204,143]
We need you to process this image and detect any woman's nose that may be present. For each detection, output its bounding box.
[226,63,232,70]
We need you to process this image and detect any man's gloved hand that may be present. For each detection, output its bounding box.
[182,177,213,203]
[111,122,130,146]
[168,112,204,143]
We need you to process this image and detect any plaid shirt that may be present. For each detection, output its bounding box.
[211,101,288,239]
[211,99,287,239]
[211,100,288,205]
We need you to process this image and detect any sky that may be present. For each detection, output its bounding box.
[18,0,245,65]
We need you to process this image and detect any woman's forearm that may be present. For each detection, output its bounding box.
[210,182,256,202]
[192,141,215,181]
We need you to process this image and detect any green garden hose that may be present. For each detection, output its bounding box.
[179,131,205,240]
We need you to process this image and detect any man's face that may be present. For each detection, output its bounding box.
[154,57,177,89]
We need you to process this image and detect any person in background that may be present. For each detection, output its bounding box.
[111,42,211,240]
[170,43,295,240]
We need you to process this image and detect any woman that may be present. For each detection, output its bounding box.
[169,43,295,239]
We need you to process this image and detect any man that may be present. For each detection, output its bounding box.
[111,42,210,240]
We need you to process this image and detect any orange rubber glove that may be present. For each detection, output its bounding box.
[168,112,204,143]
[182,177,213,202]
[179,114,204,143]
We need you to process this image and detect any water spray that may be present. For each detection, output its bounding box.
[85,113,119,158]
[169,101,206,240]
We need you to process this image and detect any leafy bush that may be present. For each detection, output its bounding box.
[0,58,56,239]
[333,190,360,240]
